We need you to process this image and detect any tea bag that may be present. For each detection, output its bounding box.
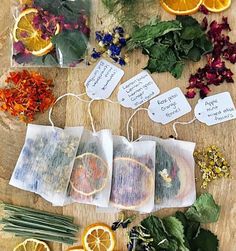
[109,136,156,213]
[140,135,196,210]
[67,128,113,207]
[9,124,83,205]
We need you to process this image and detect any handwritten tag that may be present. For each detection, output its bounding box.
[85,59,124,99]
[194,92,236,126]
[117,71,160,109]
[148,87,192,124]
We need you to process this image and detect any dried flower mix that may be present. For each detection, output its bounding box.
[186,17,235,99]
[194,145,231,189]
[0,70,55,123]
[91,27,129,66]
[12,0,91,67]
[111,213,136,231]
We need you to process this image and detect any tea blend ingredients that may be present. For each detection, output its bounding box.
[82,223,116,251]
[128,193,220,251]
[128,16,213,79]
[194,145,231,189]
[0,70,55,123]
[13,238,50,251]
[0,202,79,244]
[160,0,203,15]
[92,27,129,66]
[186,17,235,99]
[111,213,136,231]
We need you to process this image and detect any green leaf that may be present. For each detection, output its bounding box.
[128,20,182,50]
[187,47,202,62]
[185,193,221,223]
[181,26,204,40]
[34,0,90,23]
[190,229,219,251]
[171,61,184,79]
[176,16,200,27]
[196,36,213,54]
[52,31,88,66]
[163,216,189,251]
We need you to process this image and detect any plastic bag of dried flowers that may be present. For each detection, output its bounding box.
[11,0,91,67]
[9,124,84,205]
[65,128,113,207]
[141,135,196,211]
[102,136,156,213]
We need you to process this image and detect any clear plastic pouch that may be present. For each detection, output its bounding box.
[11,0,91,68]
[9,124,83,205]
[140,135,196,210]
[109,136,156,213]
[66,128,113,207]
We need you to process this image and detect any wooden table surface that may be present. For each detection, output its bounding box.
[0,1,235,251]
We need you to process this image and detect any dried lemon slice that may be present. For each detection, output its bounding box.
[13,238,50,251]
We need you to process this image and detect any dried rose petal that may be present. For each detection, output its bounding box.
[199,4,209,15]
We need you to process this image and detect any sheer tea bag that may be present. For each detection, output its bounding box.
[109,136,156,213]
[67,129,113,207]
[9,124,83,205]
[140,135,196,210]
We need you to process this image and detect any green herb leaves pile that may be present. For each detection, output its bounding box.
[128,16,213,79]
[128,193,220,251]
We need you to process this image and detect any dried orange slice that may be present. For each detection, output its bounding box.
[160,0,203,15]
[110,157,154,210]
[13,8,60,56]
[66,246,85,251]
[82,223,116,251]
[13,238,50,251]
[203,0,231,12]
[70,153,108,197]
[19,0,33,5]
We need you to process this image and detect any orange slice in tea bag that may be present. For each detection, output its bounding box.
[110,157,154,210]
[70,153,108,196]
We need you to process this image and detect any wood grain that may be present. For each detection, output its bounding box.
[0,1,236,250]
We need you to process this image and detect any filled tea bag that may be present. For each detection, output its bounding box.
[109,136,156,213]
[9,124,83,205]
[140,135,196,210]
[67,129,113,207]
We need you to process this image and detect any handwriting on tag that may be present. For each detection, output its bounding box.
[194,92,236,126]
[85,59,124,99]
[148,87,192,124]
[117,71,160,109]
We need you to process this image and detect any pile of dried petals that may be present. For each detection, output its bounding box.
[186,17,235,99]
[0,70,55,123]
[194,145,231,189]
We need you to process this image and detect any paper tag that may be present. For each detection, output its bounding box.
[117,71,160,109]
[85,59,124,99]
[194,92,236,126]
[148,87,192,124]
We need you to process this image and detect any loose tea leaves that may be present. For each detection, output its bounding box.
[0,70,55,123]
[194,145,231,189]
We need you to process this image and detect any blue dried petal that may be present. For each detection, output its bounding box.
[103,33,113,44]
[114,26,124,35]
[95,31,103,41]
[118,58,126,66]
[91,48,101,59]
[109,44,121,56]
[119,37,127,47]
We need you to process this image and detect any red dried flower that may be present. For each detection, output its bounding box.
[199,5,209,15]
[0,70,55,123]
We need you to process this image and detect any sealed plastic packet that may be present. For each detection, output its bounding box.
[140,135,196,210]
[67,128,113,207]
[9,124,83,205]
[109,136,156,213]
[11,0,91,67]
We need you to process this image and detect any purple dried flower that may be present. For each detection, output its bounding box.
[199,4,209,15]
[13,41,26,54]
[119,37,127,47]
[91,48,101,59]
[114,27,124,35]
[118,57,126,66]
[109,44,121,56]
[103,33,113,44]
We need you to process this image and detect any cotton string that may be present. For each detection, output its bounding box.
[49,92,88,128]
[88,98,120,134]
[126,108,149,142]
[172,117,197,139]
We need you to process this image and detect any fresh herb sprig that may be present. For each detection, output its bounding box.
[128,193,220,251]
[128,16,213,79]
[0,202,79,245]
